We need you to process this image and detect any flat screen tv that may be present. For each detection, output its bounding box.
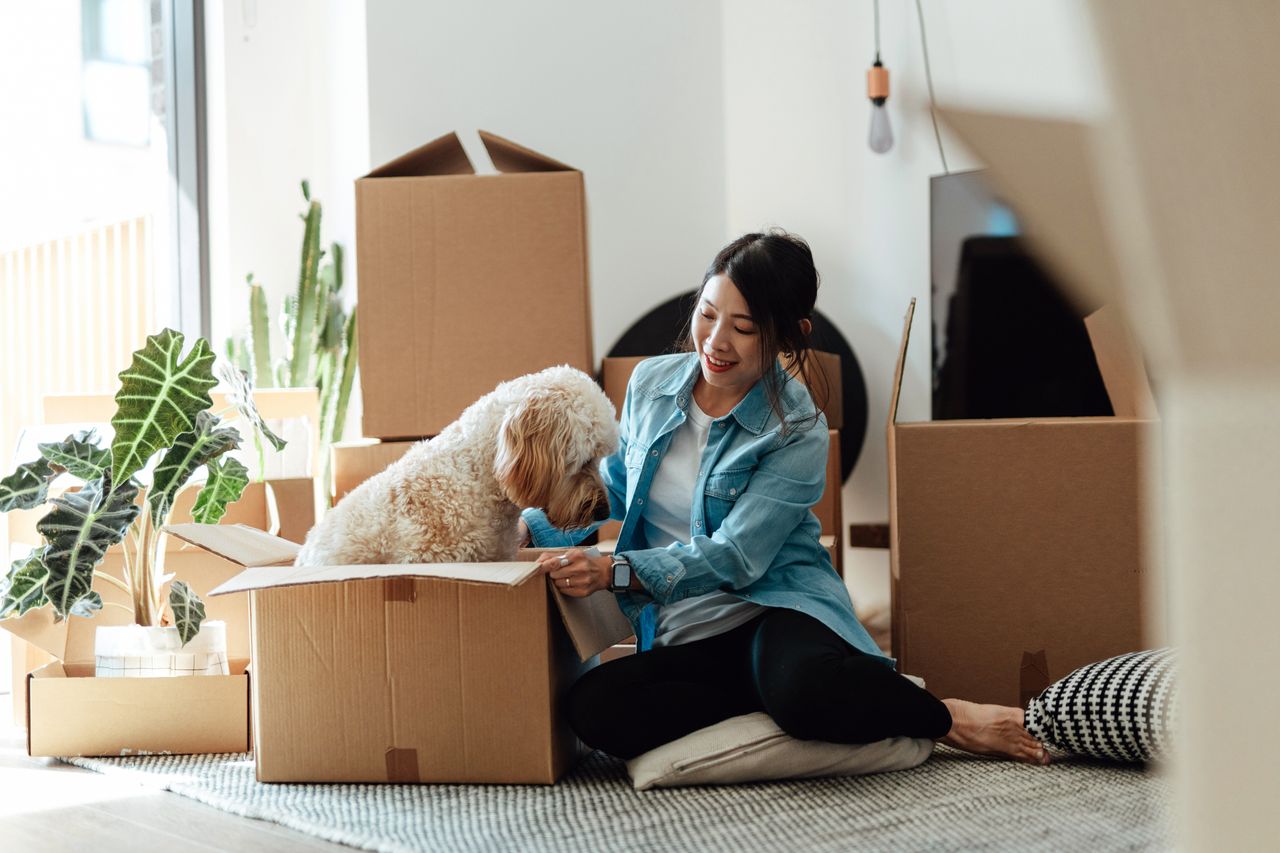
[930,169,1113,421]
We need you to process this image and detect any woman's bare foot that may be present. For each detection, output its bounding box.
[940,698,1049,765]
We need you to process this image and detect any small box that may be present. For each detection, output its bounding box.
[888,299,1160,707]
[4,479,310,754]
[331,439,418,502]
[357,131,593,439]
[167,524,632,784]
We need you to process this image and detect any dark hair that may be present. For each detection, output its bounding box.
[682,228,829,433]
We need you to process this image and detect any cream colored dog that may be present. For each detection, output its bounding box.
[295,366,617,566]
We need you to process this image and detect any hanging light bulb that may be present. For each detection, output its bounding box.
[867,56,893,154]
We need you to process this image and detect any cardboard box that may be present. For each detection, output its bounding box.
[9,636,54,728]
[331,438,418,502]
[3,479,311,754]
[888,299,1159,707]
[357,131,593,439]
[601,351,843,429]
[166,524,632,784]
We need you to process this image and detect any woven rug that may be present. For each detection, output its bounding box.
[65,748,1172,852]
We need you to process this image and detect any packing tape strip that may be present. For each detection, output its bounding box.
[385,747,420,783]
[383,577,417,603]
[1019,650,1051,708]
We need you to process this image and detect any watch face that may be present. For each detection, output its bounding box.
[612,562,629,589]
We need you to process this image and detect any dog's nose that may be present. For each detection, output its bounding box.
[592,500,611,521]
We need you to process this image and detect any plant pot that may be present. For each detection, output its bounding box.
[94,621,229,678]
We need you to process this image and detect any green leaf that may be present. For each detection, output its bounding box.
[38,429,110,481]
[149,411,243,526]
[214,361,287,452]
[0,552,51,619]
[168,580,206,646]
[69,590,103,619]
[38,473,141,621]
[0,457,55,512]
[111,329,219,485]
[191,457,250,524]
[301,179,311,202]
[330,308,358,445]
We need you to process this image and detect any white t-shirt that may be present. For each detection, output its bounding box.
[645,398,764,647]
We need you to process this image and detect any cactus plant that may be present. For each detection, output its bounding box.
[225,181,359,496]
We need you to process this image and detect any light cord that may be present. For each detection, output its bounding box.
[914,0,950,173]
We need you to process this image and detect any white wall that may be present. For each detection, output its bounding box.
[363,0,727,365]
[722,0,1109,609]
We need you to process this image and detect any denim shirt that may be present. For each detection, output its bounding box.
[523,352,888,664]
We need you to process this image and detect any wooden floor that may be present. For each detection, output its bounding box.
[0,693,348,852]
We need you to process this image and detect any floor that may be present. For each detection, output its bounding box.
[0,693,346,852]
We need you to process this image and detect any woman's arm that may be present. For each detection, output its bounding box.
[624,420,828,604]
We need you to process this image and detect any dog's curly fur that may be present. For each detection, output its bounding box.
[295,366,618,566]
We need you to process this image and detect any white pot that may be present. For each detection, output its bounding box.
[94,621,229,678]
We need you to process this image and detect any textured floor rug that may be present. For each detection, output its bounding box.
[66,748,1172,852]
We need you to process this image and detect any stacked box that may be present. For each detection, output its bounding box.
[356,131,593,440]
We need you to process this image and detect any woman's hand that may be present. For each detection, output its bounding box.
[538,548,612,598]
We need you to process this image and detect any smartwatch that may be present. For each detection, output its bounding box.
[608,554,633,591]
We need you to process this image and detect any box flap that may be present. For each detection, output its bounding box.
[163,523,301,568]
[548,583,634,662]
[365,132,474,178]
[1084,304,1158,419]
[206,559,543,597]
[887,299,917,427]
[478,130,575,173]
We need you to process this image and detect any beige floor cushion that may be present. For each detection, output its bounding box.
[626,711,935,790]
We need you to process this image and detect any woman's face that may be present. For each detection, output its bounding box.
[692,274,766,396]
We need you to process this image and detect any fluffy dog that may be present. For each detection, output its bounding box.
[295,366,617,566]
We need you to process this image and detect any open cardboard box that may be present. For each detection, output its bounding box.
[5,479,313,756]
[888,298,1160,707]
[357,131,593,439]
[165,523,633,784]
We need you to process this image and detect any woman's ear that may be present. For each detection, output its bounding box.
[494,393,567,508]
[800,318,813,337]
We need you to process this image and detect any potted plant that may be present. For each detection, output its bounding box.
[0,329,284,675]
[226,180,359,493]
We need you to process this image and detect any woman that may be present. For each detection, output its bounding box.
[522,230,1047,765]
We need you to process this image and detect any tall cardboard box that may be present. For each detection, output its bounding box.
[4,479,313,753]
[357,131,592,439]
[167,524,632,784]
[888,299,1159,707]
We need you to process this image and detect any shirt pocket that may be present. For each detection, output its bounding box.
[703,468,751,532]
[624,445,648,504]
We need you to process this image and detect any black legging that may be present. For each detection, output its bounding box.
[566,607,953,760]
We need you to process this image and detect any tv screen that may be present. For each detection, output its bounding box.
[930,170,1112,420]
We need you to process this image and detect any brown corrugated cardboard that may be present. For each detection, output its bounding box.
[166,524,631,784]
[9,637,54,728]
[357,131,593,439]
[888,299,1159,707]
[5,479,310,754]
[600,351,843,429]
[331,438,418,502]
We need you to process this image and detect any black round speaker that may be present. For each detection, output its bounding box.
[604,291,868,482]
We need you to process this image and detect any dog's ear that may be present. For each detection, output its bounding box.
[494,392,570,507]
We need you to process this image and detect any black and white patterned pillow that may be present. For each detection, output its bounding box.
[1024,648,1177,763]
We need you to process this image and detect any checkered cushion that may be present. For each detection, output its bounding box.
[1024,648,1177,763]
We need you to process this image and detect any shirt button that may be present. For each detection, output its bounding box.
[666,574,674,582]
[717,421,725,428]
[729,488,737,495]
[651,450,659,457]
[637,498,644,505]
[677,397,686,406]
[695,521,702,529]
